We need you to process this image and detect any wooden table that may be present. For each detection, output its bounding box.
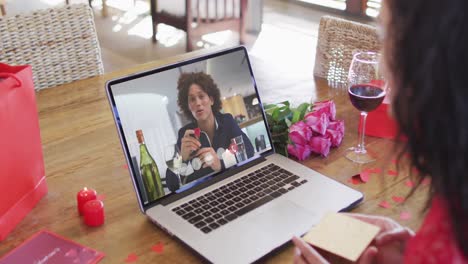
[0,47,429,263]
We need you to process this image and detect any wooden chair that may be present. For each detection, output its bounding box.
[0,4,104,90]
[314,16,380,84]
[151,0,248,51]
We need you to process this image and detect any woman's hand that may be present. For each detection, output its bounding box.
[292,236,377,264]
[181,129,201,161]
[292,213,414,264]
[347,213,414,264]
[196,147,221,172]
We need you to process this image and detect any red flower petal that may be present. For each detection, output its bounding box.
[125,253,138,263]
[308,136,331,157]
[360,170,371,183]
[304,113,329,135]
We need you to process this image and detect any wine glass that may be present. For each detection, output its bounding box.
[346,51,386,164]
[164,144,184,186]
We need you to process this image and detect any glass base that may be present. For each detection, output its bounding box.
[346,148,376,164]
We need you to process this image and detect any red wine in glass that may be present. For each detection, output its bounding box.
[348,84,386,112]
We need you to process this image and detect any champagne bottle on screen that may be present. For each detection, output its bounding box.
[136,130,165,201]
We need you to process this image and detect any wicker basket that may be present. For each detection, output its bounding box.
[0,4,103,90]
[314,16,380,85]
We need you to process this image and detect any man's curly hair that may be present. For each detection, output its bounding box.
[177,72,222,120]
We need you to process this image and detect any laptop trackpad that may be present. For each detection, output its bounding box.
[254,200,318,239]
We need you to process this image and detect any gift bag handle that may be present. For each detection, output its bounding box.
[0,73,22,88]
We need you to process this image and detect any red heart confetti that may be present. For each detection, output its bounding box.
[359,170,371,183]
[194,128,201,139]
[125,253,138,263]
[97,194,106,201]
[387,170,398,176]
[152,242,164,253]
[228,143,238,154]
[348,176,362,185]
[378,200,391,209]
[422,178,431,186]
[122,164,128,169]
[392,196,405,203]
[404,180,415,188]
[400,211,411,220]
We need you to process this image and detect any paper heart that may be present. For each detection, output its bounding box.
[348,174,362,185]
[392,196,405,203]
[125,253,138,263]
[400,211,411,220]
[359,171,370,183]
[194,128,201,139]
[378,200,391,209]
[65,249,78,258]
[228,143,238,154]
[404,180,415,188]
[422,178,431,186]
[387,170,398,176]
[152,242,164,253]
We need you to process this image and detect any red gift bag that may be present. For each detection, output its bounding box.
[0,63,47,241]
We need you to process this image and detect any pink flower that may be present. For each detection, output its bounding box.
[287,144,312,161]
[309,100,336,120]
[304,112,329,135]
[328,120,345,134]
[289,121,312,145]
[325,129,343,147]
[309,136,332,157]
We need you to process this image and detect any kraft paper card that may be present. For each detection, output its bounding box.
[303,213,380,262]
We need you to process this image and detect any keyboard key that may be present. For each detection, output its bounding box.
[175,209,186,215]
[220,209,230,215]
[235,196,273,216]
[182,212,196,220]
[300,179,308,184]
[205,217,215,223]
[209,201,219,207]
[270,191,282,198]
[210,207,220,213]
[291,181,301,187]
[181,203,190,208]
[225,200,234,206]
[189,215,203,224]
[209,223,220,230]
[235,201,245,208]
[194,208,203,214]
[202,204,211,210]
[212,213,222,219]
[201,227,211,233]
[218,204,227,210]
[173,206,181,211]
[218,218,228,225]
[232,197,241,202]
[195,221,206,228]
[225,214,238,221]
[227,206,237,211]
[217,197,226,203]
[288,186,295,191]
[185,206,194,211]
[202,211,212,217]
[278,188,288,194]
[283,175,300,184]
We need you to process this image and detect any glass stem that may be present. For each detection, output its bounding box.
[358,111,368,153]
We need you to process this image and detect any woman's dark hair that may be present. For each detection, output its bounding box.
[385,0,467,257]
[177,72,222,120]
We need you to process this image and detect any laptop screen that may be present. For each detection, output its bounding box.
[107,47,273,207]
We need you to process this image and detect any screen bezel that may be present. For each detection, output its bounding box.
[105,46,276,213]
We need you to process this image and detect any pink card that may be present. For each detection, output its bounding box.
[0,230,104,264]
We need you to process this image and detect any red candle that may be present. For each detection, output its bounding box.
[83,200,105,227]
[77,187,97,215]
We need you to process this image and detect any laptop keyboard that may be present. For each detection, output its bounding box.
[171,163,308,234]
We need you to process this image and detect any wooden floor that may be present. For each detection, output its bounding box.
[2,0,356,73]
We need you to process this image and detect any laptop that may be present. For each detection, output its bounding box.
[105,46,363,263]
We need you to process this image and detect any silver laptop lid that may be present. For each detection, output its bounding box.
[106,46,276,212]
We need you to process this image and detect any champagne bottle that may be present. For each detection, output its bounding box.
[136,130,165,202]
